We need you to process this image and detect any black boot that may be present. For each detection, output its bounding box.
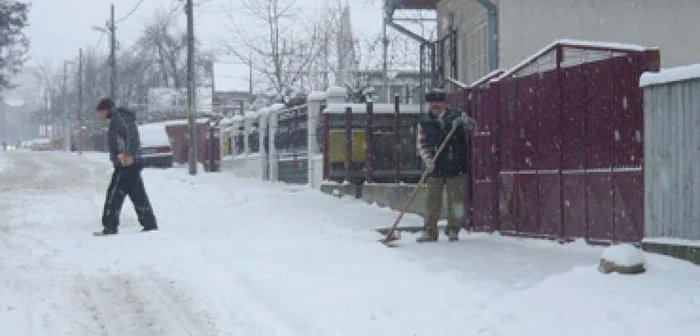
[94,227,118,236]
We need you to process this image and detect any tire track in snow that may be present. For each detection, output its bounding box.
[73,272,220,336]
[137,269,220,336]
[194,248,309,336]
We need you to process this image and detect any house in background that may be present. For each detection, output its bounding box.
[146,85,215,122]
[385,0,700,88]
[350,69,423,104]
[431,0,700,84]
[212,62,252,117]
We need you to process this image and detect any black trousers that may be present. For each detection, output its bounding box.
[102,164,157,230]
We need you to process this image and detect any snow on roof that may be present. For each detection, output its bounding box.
[326,86,346,96]
[496,39,654,81]
[138,123,171,147]
[232,115,244,122]
[269,103,286,112]
[556,38,650,52]
[324,103,421,114]
[213,63,250,92]
[308,91,326,101]
[471,69,506,87]
[257,107,271,116]
[639,64,700,87]
[243,111,259,120]
[149,118,210,127]
[197,86,213,113]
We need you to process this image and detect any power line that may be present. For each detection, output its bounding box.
[115,0,146,24]
[89,30,108,54]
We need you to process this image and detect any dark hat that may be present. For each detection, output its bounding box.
[96,97,115,111]
[425,88,447,103]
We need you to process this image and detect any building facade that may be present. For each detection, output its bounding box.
[435,0,700,83]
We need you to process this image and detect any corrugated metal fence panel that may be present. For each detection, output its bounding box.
[644,79,700,240]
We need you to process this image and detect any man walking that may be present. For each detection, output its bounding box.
[415,89,477,242]
[95,98,158,235]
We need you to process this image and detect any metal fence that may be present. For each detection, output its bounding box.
[321,97,423,184]
[643,73,700,240]
[462,40,660,243]
[275,104,308,184]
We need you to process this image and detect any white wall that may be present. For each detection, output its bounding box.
[642,67,700,240]
[500,0,700,70]
[438,0,700,83]
[437,0,489,84]
[220,155,266,179]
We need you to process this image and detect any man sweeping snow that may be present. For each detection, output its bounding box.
[94,98,158,235]
[415,89,477,243]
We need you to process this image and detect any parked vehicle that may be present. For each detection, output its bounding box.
[138,123,173,168]
[28,138,53,151]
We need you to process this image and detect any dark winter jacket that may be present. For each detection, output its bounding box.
[416,108,469,178]
[107,107,142,168]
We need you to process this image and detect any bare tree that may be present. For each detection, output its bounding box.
[223,0,326,97]
[136,9,188,89]
[0,0,30,92]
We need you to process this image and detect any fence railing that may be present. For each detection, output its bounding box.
[275,104,308,184]
[321,96,423,184]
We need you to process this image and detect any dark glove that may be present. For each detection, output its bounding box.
[453,117,478,132]
[452,117,466,130]
[464,118,478,132]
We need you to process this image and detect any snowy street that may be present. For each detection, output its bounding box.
[1,151,699,335]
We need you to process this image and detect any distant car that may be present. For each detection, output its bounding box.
[138,123,173,168]
[29,138,53,151]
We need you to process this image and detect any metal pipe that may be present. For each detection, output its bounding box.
[419,43,426,114]
[344,107,353,183]
[386,21,430,45]
[365,101,374,183]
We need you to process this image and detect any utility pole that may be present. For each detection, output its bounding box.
[62,61,69,152]
[109,3,116,99]
[78,48,83,155]
[382,6,390,104]
[186,0,197,175]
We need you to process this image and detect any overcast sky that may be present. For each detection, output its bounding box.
[25,0,384,67]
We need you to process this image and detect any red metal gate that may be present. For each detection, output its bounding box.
[459,40,659,243]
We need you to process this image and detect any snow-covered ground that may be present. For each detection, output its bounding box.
[1,151,699,336]
[0,152,9,173]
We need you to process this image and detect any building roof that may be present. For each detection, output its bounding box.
[640,63,700,88]
[386,0,438,11]
[213,62,251,93]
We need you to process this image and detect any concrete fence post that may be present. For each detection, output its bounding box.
[307,91,326,188]
[258,108,270,180]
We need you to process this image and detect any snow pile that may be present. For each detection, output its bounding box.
[479,254,700,336]
[640,63,700,87]
[599,243,646,274]
[601,244,646,267]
